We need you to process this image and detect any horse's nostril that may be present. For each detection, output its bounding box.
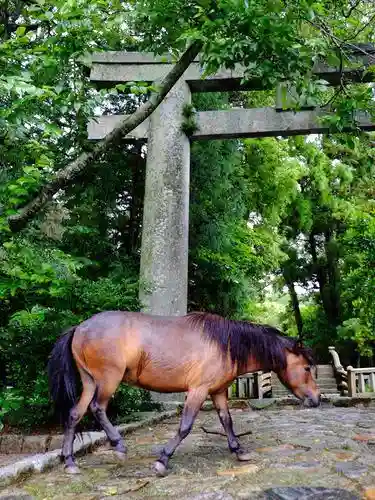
[303,394,320,408]
[311,395,321,407]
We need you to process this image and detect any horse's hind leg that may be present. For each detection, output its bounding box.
[211,391,252,461]
[89,375,127,458]
[153,387,208,477]
[62,371,95,474]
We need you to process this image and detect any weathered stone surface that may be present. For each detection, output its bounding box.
[3,406,375,498]
[89,47,375,91]
[353,434,375,442]
[216,464,259,476]
[183,493,234,500]
[0,410,176,488]
[0,493,35,500]
[87,114,149,140]
[335,461,368,479]
[262,487,360,499]
[271,461,321,471]
[0,434,63,455]
[249,399,277,410]
[88,108,375,142]
[45,435,63,452]
[356,421,374,429]
[0,456,25,469]
[139,78,191,318]
[21,437,46,454]
[0,436,24,455]
[256,444,300,455]
[331,451,357,461]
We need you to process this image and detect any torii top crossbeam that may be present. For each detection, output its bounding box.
[89,46,375,141]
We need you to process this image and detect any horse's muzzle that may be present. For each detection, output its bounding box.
[303,393,321,408]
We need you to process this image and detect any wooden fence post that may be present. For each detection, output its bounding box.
[347,366,356,397]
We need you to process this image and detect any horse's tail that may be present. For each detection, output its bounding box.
[47,326,78,429]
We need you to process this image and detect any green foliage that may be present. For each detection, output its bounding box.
[246,298,287,330]
[134,0,375,128]
[189,94,283,317]
[109,385,160,424]
[181,104,199,135]
[0,239,86,303]
[339,209,375,358]
[0,258,140,428]
[0,388,24,431]
[238,114,375,361]
[0,0,147,425]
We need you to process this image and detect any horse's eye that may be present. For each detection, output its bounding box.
[304,366,311,372]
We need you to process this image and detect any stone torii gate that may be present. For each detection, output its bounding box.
[88,47,375,319]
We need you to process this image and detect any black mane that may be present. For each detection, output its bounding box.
[186,312,315,372]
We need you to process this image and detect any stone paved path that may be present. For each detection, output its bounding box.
[1,405,375,499]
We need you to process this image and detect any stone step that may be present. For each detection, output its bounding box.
[317,371,335,376]
[272,382,338,390]
[272,376,336,384]
[270,368,338,399]
[317,364,334,370]
[273,389,339,397]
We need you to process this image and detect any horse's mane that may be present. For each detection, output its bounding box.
[186,312,315,372]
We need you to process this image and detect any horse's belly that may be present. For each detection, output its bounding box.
[123,366,188,393]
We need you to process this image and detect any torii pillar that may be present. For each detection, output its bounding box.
[139,80,191,316]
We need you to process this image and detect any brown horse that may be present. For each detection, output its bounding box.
[48,311,320,476]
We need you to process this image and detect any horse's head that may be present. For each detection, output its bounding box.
[278,342,320,408]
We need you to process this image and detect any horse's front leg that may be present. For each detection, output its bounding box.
[211,391,252,461]
[153,386,208,477]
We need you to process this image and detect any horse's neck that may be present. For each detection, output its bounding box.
[238,357,265,376]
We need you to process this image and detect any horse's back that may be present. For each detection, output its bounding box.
[70,311,232,393]
[70,310,198,370]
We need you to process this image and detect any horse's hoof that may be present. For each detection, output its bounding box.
[65,464,81,474]
[153,460,168,477]
[236,450,252,461]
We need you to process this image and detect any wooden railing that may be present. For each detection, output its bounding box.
[258,371,272,398]
[226,348,375,400]
[328,346,348,396]
[347,366,375,396]
[227,371,272,400]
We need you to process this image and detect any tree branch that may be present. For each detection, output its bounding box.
[201,426,252,437]
[7,40,203,233]
[344,11,375,42]
[343,0,362,18]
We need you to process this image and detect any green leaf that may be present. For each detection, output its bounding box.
[16,26,27,36]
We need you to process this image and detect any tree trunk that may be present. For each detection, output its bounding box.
[324,227,341,327]
[285,279,304,338]
[309,232,331,322]
[128,141,145,255]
